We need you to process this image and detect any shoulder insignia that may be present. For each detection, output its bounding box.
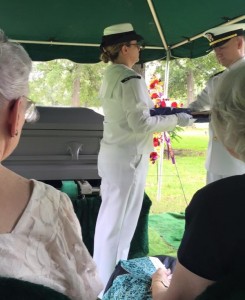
[121,75,141,83]
[210,70,224,78]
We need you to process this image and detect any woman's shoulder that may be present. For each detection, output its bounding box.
[31,180,74,219]
[200,174,245,194]
[32,180,70,201]
[29,180,81,239]
[189,174,245,212]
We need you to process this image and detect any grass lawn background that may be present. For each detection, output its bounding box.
[146,124,209,256]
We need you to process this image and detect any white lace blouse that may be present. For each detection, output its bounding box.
[0,180,103,300]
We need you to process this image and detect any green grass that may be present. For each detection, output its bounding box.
[146,126,208,213]
[171,128,209,151]
[146,126,209,256]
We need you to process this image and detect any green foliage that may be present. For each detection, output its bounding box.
[78,63,107,107]
[29,52,223,108]
[169,126,184,142]
[29,60,106,107]
[155,52,223,105]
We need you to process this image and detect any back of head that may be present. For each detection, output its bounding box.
[211,62,245,162]
[0,29,32,101]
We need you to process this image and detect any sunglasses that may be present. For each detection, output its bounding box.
[126,42,145,50]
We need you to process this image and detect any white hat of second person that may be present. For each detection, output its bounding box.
[204,23,245,48]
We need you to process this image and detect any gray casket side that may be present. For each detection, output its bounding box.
[3,106,104,180]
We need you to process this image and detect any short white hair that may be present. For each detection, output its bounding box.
[211,62,245,162]
[0,29,32,100]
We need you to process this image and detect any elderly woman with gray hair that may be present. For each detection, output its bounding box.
[0,30,102,300]
[150,62,245,300]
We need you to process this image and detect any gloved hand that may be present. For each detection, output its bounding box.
[176,113,195,127]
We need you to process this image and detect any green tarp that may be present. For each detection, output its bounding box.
[0,0,244,63]
[61,181,152,258]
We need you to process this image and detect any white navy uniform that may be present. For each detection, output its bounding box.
[93,64,179,289]
[189,57,245,184]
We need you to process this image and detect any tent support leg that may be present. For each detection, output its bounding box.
[157,49,170,202]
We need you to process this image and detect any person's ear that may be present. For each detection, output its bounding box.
[9,98,22,137]
[121,44,128,55]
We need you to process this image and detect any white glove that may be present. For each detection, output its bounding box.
[176,113,195,127]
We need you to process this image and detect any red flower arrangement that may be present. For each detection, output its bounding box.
[148,75,181,164]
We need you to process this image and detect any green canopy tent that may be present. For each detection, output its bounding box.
[1,0,244,64]
[1,0,244,98]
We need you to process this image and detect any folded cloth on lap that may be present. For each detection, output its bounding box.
[103,255,176,300]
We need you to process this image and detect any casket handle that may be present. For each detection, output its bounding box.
[67,142,83,160]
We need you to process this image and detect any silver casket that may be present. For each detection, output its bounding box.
[3,106,104,181]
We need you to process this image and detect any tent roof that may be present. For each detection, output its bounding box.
[1,0,245,63]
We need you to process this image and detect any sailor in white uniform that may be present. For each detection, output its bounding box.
[189,23,245,184]
[93,23,194,295]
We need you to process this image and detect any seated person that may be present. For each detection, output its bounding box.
[151,62,245,299]
[0,29,103,300]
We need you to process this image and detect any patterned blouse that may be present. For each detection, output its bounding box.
[0,180,103,300]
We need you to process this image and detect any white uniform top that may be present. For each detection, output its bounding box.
[99,64,178,156]
[189,57,245,176]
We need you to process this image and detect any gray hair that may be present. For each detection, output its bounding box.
[0,29,32,100]
[211,62,245,162]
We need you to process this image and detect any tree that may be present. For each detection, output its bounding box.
[29,52,223,108]
[154,52,223,105]
[29,60,106,107]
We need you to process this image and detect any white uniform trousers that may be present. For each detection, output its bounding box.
[93,150,150,290]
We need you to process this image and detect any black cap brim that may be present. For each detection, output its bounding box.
[100,30,144,49]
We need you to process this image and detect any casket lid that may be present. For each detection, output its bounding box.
[24,106,104,131]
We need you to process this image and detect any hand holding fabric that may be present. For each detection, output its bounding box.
[152,267,172,288]
[176,112,195,127]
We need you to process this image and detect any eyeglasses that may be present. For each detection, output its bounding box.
[22,96,40,123]
[126,43,145,50]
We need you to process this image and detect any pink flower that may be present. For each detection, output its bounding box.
[150,151,158,164]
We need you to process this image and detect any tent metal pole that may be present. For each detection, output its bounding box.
[156,49,171,202]
[163,50,170,98]
[9,40,101,47]
[147,0,172,203]
[9,39,164,50]
[147,0,168,51]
